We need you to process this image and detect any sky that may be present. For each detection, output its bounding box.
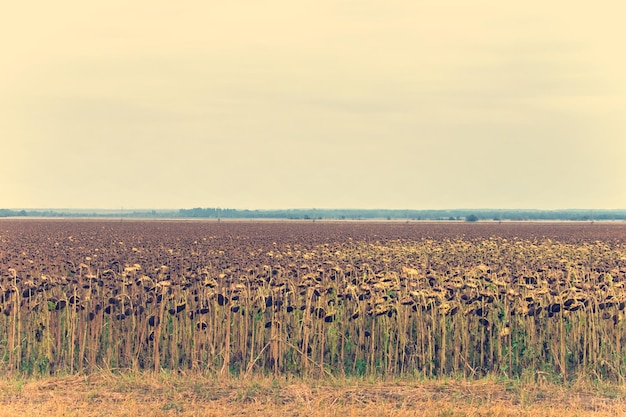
[2,1,625,210]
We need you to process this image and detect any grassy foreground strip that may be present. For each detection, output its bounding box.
[0,372,624,417]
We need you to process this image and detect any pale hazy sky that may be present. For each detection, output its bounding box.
[2,1,625,210]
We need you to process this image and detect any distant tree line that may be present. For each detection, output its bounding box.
[2,208,626,221]
[176,208,626,221]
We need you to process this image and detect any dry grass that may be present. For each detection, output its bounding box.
[0,372,624,416]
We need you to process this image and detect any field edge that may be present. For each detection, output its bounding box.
[1,371,625,416]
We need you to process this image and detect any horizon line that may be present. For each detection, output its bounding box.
[3,207,625,212]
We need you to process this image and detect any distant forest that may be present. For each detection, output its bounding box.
[1,208,625,221]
